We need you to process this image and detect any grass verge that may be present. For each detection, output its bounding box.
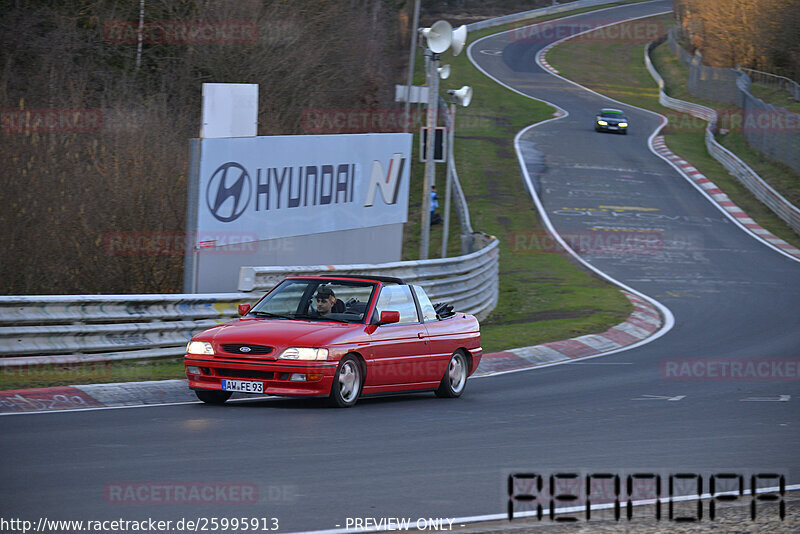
[0,359,185,391]
[748,83,800,114]
[650,42,800,210]
[404,10,636,354]
[547,14,800,251]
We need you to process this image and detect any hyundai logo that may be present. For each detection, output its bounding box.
[239,346,252,353]
[206,162,251,222]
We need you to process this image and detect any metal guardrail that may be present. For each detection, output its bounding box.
[466,0,621,32]
[0,294,259,367]
[646,39,800,236]
[0,238,500,368]
[238,233,499,321]
[666,28,800,174]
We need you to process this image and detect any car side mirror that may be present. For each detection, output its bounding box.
[238,304,251,316]
[379,310,400,325]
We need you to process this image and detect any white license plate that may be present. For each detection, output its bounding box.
[222,379,263,393]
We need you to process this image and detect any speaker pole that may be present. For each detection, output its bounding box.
[403,0,421,133]
[442,99,456,258]
[420,51,440,260]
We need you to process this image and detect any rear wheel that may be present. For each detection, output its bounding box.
[329,355,363,408]
[435,351,468,398]
[195,389,232,405]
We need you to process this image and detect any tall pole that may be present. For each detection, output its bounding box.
[441,101,456,258]
[136,0,145,71]
[420,52,440,260]
[404,0,421,132]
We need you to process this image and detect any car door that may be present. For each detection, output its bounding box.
[365,285,434,388]
[410,285,452,382]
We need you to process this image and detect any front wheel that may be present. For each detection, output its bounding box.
[435,351,468,398]
[195,389,232,405]
[329,355,363,407]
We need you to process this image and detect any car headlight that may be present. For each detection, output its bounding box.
[619,122,628,127]
[186,341,214,355]
[597,120,608,126]
[278,347,329,361]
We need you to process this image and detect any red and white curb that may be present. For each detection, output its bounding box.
[0,380,197,415]
[652,136,800,259]
[538,42,559,74]
[475,291,661,376]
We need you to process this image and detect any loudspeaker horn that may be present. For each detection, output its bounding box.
[419,20,453,53]
[449,86,473,107]
[437,64,451,79]
[451,25,468,56]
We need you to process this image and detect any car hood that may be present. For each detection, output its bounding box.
[196,318,364,353]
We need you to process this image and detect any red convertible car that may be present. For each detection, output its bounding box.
[185,275,482,407]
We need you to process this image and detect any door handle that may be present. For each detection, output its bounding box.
[417,332,426,339]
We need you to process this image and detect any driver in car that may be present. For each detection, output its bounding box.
[314,286,345,316]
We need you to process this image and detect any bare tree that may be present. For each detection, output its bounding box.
[0,0,407,295]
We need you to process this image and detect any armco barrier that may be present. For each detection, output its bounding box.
[0,294,258,367]
[646,39,800,236]
[466,0,621,32]
[666,28,800,174]
[0,235,499,367]
[238,233,499,321]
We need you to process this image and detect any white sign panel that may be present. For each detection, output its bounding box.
[196,133,412,245]
[395,84,429,103]
[201,83,258,138]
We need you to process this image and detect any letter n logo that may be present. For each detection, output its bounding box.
[364,153,405,207]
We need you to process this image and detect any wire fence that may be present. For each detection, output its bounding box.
[739,67,800,101]
[648,38,800,237]
[667,28,800,174]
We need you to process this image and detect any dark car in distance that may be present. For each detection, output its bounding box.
[595,108,628,134]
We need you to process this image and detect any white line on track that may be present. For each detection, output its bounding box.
[466,4,676,378]
[287,485,800,534]
[529,10,800,265]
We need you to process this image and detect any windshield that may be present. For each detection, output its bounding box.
[600,110,625,118]
[248,279,376,323]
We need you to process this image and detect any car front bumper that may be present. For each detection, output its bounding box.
[185,356,338,396]
[597,123,627,132]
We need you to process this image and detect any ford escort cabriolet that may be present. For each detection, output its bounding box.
[185,275,482,407]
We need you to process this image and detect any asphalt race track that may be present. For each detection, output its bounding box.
[2,1,799,532]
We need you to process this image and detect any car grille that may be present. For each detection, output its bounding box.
[221,344,273,355]
[215,368,275,380]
